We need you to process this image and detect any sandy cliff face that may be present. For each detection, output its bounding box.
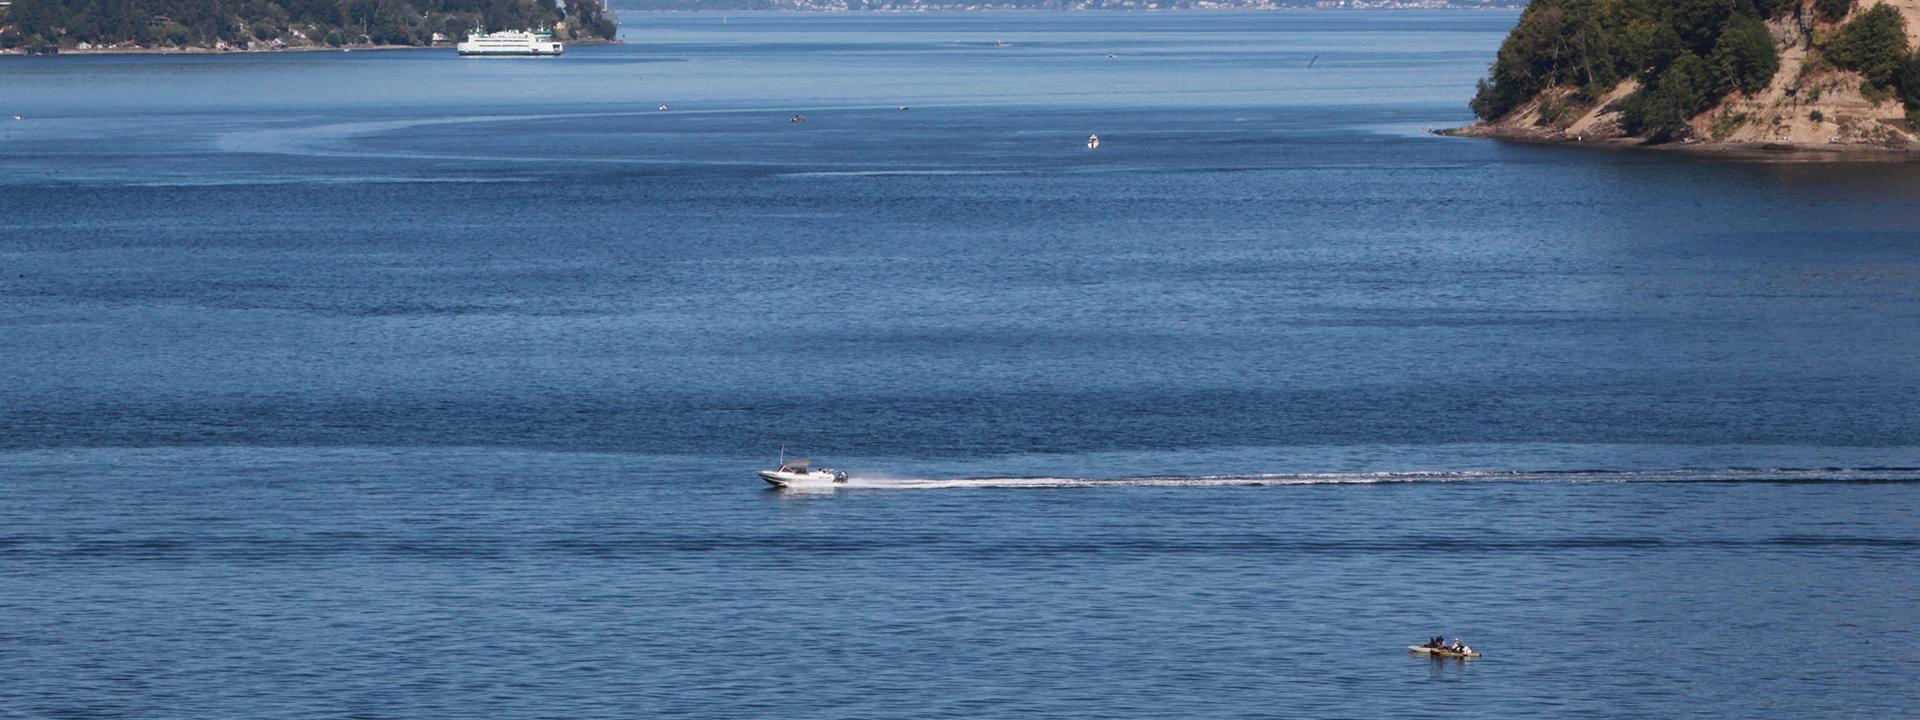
[1459,0,1920,149]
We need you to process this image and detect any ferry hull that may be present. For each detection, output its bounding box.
[457,46,563,56]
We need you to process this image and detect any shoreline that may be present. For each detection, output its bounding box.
[2,37,622,57]
[1440,123,1920,161]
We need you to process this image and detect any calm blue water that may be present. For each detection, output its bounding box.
[3,12,1918,719]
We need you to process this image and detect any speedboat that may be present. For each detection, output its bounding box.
[757,459,848,487]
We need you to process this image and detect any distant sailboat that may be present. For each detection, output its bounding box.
[1087,134,1100,149]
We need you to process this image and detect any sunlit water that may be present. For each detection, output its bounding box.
[2,12,1917,719]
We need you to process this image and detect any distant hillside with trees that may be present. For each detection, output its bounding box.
[0,0,616,50]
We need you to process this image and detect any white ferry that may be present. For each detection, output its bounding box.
[457,29,564,57]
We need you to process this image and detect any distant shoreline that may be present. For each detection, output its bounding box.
[2,37,621,57]
[0,8,1519,58]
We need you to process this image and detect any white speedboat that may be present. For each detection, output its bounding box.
[457,29,563,56]
[757,459,848,487]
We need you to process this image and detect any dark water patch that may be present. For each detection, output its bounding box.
[7,385,1918,454]
[1667,475,1920,485]
[17,530,1917,564]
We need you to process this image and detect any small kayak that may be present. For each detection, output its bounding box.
[1409,645,1481,657]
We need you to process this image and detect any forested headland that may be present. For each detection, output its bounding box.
[1457,0,1920,147]
[0,0,617,51]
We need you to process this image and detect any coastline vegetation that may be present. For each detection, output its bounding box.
[0,0,616,51]
[1470,0,1920,142]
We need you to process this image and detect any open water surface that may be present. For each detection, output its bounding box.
[2,12,1918,718]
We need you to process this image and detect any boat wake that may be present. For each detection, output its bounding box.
[765,467,1920,491]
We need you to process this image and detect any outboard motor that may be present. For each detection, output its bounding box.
[834,471,849,484]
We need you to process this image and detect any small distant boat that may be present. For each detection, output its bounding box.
[659,104,669,110]
[1087,134,1100,149]
[791,115,806,123]
[757,459,848,487]
[1409,645,1480,658]
[457,29,564,56]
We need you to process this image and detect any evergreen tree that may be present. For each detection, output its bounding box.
[1712,14,1780,95]
[1826,3,1909,90]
